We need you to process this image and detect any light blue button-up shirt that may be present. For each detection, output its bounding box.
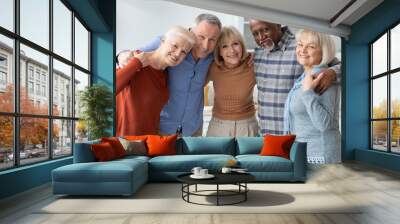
[139,36,213,136]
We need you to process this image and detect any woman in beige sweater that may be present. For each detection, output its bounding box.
[206,26,259,137]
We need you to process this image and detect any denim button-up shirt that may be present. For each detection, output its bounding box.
[140,36,213,136]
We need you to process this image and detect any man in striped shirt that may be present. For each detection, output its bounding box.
[250,20,341,135]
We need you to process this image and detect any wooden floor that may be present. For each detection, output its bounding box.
[1,162,400,224]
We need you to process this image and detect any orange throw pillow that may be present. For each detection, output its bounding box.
[101,137,126,158]
[259,134,296,159]
[91,142,117,161]
[146,134,177,157]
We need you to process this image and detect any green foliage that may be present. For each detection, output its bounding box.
[79,84,113,140]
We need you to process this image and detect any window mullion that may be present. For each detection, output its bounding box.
[13,0,21,166]
[71,10,76,153]
[49,0,54,159]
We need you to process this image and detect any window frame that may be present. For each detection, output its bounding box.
[370,20,400,154]
[0,0,92,171]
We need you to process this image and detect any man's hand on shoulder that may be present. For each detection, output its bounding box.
[314,69,337,94]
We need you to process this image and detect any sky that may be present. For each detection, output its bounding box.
[372,29,400,108]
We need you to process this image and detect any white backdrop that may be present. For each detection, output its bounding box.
[117,0,244,53]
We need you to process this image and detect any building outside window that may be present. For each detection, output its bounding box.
[41,85,46,97]
[28,81,34,94]
[0,71,6,85]
[0,54,7,88]
[0,0,91,170]
[370,23,400,154]
[28,66,34,79]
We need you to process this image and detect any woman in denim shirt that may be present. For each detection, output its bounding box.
[284,30,341,164]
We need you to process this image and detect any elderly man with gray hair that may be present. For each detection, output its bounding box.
[118,14,221,136]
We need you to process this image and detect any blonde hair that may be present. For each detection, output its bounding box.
[295,29,336,66]
[163,26,196,47]
[214,26,249,66]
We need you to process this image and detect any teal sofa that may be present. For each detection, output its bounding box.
[52,137,307,196]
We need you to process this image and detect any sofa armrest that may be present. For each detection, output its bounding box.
[289,141,307,181]
[73,140,100,163]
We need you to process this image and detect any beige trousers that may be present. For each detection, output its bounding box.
[206,116,259,137]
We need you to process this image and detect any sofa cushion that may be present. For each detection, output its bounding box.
[52,159,147,183]
[147,135,177,157]
[91,142,118,161]
[119,138,147,156]
[101,137,127,158]
[236,137,263,155]
[236,155,293,172]
[260,134,296,159]
[179,137,235,155]
[148,154,235,172]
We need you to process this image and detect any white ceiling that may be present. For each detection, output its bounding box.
[163,0,384,38]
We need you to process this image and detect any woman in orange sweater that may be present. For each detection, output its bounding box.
[116,26,195,136]
[206,26,259,137]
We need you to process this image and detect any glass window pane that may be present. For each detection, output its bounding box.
[20,0,49,49]
[391,72,400,118]
[75,18,89,70]
[75,120,88,143]
[372,77,387,119]
[53,119,72,158]
[20,117,49,165]
[391,120,400,153]
[372,33,387,76]
[53,0,72,60]
[391,24,400,70]
[0,0,14,31]
[20,44,49,115]
[53,59,72,117]
[0,116,14,170]
[0,35,14,112]
[372,121,388,151]
[74,69,89,118]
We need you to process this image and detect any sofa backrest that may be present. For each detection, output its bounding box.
[178,137,236,155]
[235,137,263,155]
[73,139,100,163]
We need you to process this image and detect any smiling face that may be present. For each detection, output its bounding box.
[161,35,193,67]
[249,20,282,49]
[296,33,322,69]
[191,21,221,60]
[219,37,243,68]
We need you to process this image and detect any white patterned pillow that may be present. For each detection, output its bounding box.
[118,138,147,156]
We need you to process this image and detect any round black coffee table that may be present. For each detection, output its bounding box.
[177,173,255,206]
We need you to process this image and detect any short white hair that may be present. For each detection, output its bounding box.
[164,26,196,47]
[295,29,336,66]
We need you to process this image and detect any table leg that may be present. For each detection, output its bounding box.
[217,184,219,206]
[245,183,247,201]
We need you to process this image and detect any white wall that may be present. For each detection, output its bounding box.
[117,0,244,53]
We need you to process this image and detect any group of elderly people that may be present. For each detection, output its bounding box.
[116,14,341,164]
